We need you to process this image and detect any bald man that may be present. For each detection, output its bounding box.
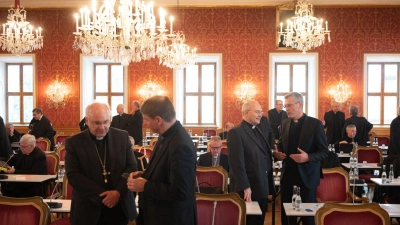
[323,102,345,144]
[110,104,130,131]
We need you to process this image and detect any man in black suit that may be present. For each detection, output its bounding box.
[268,100,288,140]
[342,105,373,146]
[197,136,229,172]
[218,122,234,140]
[323,101,345,144]
[274,92,328,225]
[6,123,22,143]
[127,96,197,225]
[258,116,276,147]
[228,100,275,225]
[389,107,400,155]
[126,100,143,145]
[65,102,137,225]
[110,104,130,130]
[0,116,12,161]
[28,108,56,150]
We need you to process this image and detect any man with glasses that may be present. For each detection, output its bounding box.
[65,102,137,225]
[197,136,229,172]
[228,100,275,225]
[273,92,328,225]
[1,134,47,197]
[268,100,288,140]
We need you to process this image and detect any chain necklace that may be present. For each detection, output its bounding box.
[93,142,110,183]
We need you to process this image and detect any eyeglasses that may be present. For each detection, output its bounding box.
[248,110,263,115]
[283,102,299,108]
[88,120,110,127]
[210,146,222,150]
[20,145,31,149]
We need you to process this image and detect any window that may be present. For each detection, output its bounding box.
[366,62,399,125]
[269,53,318,117]
[174,53,222,127]
[275,63,308,111]
[6,64,34,124]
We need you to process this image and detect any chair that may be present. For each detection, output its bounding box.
[149,137,158,147]
[137,146,153,159]
[316,167,367,203]
[36,138,51,152]
[196,193,246,225]
[353,146,383,182]
[137,155,147,171]
[59,175,73,200]
[54,133,70,145]
[221,147,228,155]
[370,135,390,147]
[196,166,228,194]
[203,129,217,137]
[0,196,51,225]
[368,132,377,146]
[56,144,66,161]
[315,202,390,225]
[46,151,60,177]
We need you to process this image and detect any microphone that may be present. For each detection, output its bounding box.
[47,178,63,208]
[0,152,17,179]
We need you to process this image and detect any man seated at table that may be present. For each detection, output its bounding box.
[197,136,229,172]
[1,134,47,198]
[335,124,361,150]
[6,123,22,144]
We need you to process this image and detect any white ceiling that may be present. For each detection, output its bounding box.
[0,0,399,9]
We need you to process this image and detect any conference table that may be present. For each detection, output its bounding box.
[370,178,400,203]
[341,163,381,169]
[0,174,56,182]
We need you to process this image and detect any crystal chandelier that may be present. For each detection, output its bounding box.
[46,79,70,109]
[278,0,330,53]
[138,81,165,100]
[328,80,352,104]
[0,0,44,56]
[234,81,256,108]
[73,0,196,68]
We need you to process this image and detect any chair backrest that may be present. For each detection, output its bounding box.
[315,202,390,225]
[368,132,377,146]
[60,175,73,200]
[203,129,217,136]
[196,166,228,194]
[149,137,158,147]
[54,134,70,145]
[354,147,383,163]
[0,196,51,225]
[221,147,228,155]
[36,138,51,152]
[316,167,350,203]
[56,144,66,161]
[45,151,60,176]
[371,135,390,147]
[138,146,153,159]
[196,193,246,225]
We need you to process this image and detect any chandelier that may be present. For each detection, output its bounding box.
[278,0,330,53]
[72,0,196,68]
[234,81,256,108]
[328,79,352,104]
[46,79,70,109]
[0,0,44,56]
[138,81,165,100]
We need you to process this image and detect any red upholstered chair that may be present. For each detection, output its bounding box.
[196,166,228,194]
[59,175,73,200]
[46,151,60,176]
[203,129,217,137]
[315,202,390,225]
[316,167,367,203]
[56,144,66,161]
[149,137,158,147]
[36,138,51,152]
[54,134,70,145]
[371,135,390,147]
[0,196,51,225]
[353,147,383,182]
[368,132,377,146]
[196,193,246,225]
[137,146,153,159]
[221,147,228,155]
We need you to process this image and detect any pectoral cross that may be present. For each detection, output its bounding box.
[103,167,110,183]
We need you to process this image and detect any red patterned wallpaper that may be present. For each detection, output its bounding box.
[1,6,399,128]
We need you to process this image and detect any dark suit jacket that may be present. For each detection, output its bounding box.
[110,113,130,130]
[197,152,229,172]
[126,110,143,144]
[0,116,12,160]
[342,116,373,146]
[65,128,137,225]
[324,110,345,144]
[268,108,288,139]
[218,131,228,140]
[389,116,400,155]
[29,115,56,149]
[257,116,276,146]
[227,120,275,199]
[277,115,328,190]
[140,121,197,225]
[8,129,22,143]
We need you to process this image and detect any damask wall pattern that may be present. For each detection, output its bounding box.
[0,6,399,127]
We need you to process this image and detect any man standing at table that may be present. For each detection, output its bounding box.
[198,136,229,172]
[126,100,143,145]
[342,105,373,146]
[28,108,56,150]
[228,100,275,225]
[65,102,137,225]
[2,134,47,197]
[268,100,288,140]
[110,104,130,130]
[274,92,328,225]
[388,106,400,155]
[127,96,197,225]
[323,101,345,145]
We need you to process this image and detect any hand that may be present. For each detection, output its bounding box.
[130,171,143,179]
[290,148,309,163]
[321,120,326,126]
[243,188,252,202]
[273,144,286,160]
[339,141,347,144]
[127,177,147,192]
[99,190,120,208]
[5,166,15,174]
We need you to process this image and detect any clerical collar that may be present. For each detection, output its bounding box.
[292,114,305,124]
[160,120,180,139]
[243,120,257,130]
[89,132,108,142]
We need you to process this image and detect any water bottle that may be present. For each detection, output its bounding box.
[292,185,297,210]
[349,168,354,180]
[354,168,359,179]
[389,164,394,183]
[295,187,302,211]
[353,152,358,168]
[349,154,354,168]
[381,165,387,183]
[189,129,192,136]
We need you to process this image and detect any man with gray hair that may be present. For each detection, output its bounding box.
[110,104,130,130]
[338,124,360,146]
[198,136,229,172]
[6,122,22,144]
[388,107,400,155]
[1,134,47,197]
[342,105,373,146]
[228,100,275,225]
[65,101,137,225]
[127,100,143,145]
[273,92,328,225]
[323,101,345,145]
